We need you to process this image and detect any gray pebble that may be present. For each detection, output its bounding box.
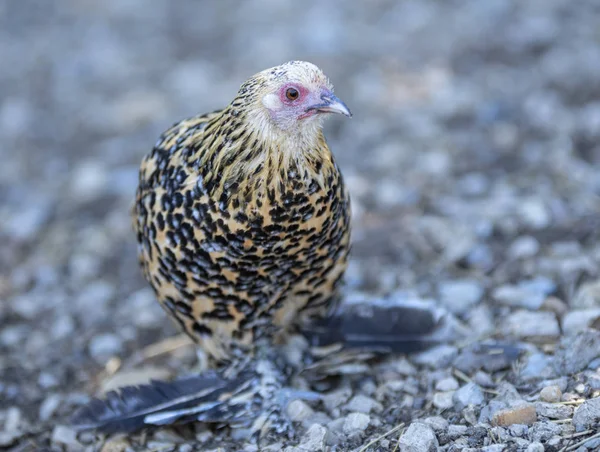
[525,442,545,452]
[529,421,562,442]
[562,309,600,335]
[503,310,560,340]
[535,402,573,419]
[473,370,495,388]
[572,280,600,309]
[398,422,438,452]
[582,436,600,450]
[322,387,351,413]
[342,412,370,436]
[433,391,455,410]
[572,397,600,432]
[39,394,62,421]
[297,424,327,452]
[555,330,600,374]
[539,385,562,403]
[508,424,528,437]
[343,394,382,414]
[286,400,314,422]
[51,425,79,447]
[435,376,459,391]
[453,382,485,409]
[412,344,458,368]
[438,279,483,314]
[480,445,507,452]
[492,278,554,310]
[422,416,449,432]
[508,236,540,259]
[520,352,557,381]
[447,424,468,439]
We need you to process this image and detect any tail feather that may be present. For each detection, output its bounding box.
[71,371,254,433]
[302,295,444,352]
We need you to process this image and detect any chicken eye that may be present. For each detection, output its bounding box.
[285,87,299,101]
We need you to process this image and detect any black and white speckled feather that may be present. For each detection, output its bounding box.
[133,61,352,363]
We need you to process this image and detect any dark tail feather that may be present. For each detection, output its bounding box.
[71,371,255,433]
[302,296,445,353]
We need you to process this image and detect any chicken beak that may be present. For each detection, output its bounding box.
[307,94,352,118]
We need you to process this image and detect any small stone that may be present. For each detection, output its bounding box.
[322,387,351,412]
[503,310,560,340]
[473,370,494,388]
[535,402,573,419]
[4,407,22,433]
[481,445,506,452]
[195,430,213,443]
[479,400,508,423]
[327,417,344,434]
[562,309,600,334]
[422,416,448,432]
[447,424,468,439]
[492,403,537,426]
[298,424,328,452]
[435,377,459,391]
[286,400,314,422]
[539,385,562,403]
[572,397,600,431]
[525,442,544,452]
[70,161,108,201]
[572,280,600,309]
[583,436,600,450]
[38,372,59,389]
[520,352,557,381]
[492,278,555,310]
[39,394,62,421]
[467,305,495,336]
[433,391,454,409]
[51,425,79,447]
[463,405,478,425]
[495,382,523,402]
[342,412,370,436]
[453,383,485,409]
[518,198,550,228]
[555,330,600,374]
[343,394,382,414]
[438,279,483,314]
[454,343,521,373]
[412,344,458,368]
[88,333,123,361]
[508,424,528,437]
[508,236,540,259]
[529,421,562,442]
[390,357,417,376]
[398,422,438,452]
[540,377,568,392]
[100,436,131,452]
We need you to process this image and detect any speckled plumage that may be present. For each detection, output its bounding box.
[134,61,351,363]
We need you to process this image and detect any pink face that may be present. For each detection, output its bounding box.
[262,80,352,131]
[277,83,326,120]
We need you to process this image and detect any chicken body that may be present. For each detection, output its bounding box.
[134,61,352,363]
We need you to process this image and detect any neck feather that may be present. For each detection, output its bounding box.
[190,107,335,204]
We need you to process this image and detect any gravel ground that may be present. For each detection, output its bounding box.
[2,0,600,451]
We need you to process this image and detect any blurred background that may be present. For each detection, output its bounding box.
[2,0,600,449]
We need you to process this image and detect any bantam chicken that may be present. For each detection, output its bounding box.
[133,60,352,364]
[71,62,441,435]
